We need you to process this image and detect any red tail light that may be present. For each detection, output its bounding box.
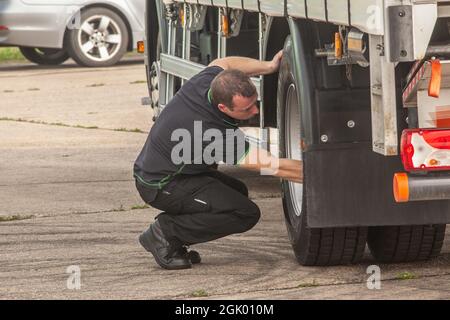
[401,129,450,171]
[0,26,8,31]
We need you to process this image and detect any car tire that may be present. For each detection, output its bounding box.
[66,7,129,67]
[19,47,70,65]
[277,35,368,266]
[368,225,446,263]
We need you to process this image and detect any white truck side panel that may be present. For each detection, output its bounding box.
[197,1,213,6]
[305,0,326,21]
[242,1,260,12]
[259,0,285,17]
[286,1,306,18]
[174,0,384,35]
[350,0,384,35]
[286,0,385,35]
[227,0,244,9]
[327,0,349,26]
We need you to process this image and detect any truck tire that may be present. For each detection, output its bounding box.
[66,7,129,67]
[368,225,446,263]
[19,47,70,65]
[277,36,368,266]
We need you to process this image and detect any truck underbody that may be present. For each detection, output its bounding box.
[143,0,450,265]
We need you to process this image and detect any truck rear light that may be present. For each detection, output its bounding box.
[401,128,450,171]
[0,25,8,31]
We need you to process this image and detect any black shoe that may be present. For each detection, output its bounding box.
[178,246,201,264]
[139,220,191,270]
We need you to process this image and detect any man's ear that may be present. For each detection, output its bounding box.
[217,103,228,113]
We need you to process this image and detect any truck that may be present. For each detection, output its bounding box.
[141,0,450,266]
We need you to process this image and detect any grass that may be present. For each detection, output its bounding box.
[0,215,34,222]
[0,117,147,134]
[131,204,149,210]
[190,289,208,298]
[114,128,144,133]
[0,47,25,62]
[75,125,98,129]
[297,280,319,288]
[396,272,416,280]
[130,80,146,85]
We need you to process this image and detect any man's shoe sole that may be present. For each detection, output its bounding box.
[139,233,191,270]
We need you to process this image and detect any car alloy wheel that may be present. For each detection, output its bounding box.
[77,15,122,62]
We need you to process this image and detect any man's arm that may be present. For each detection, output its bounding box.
[209,50,283,77]
[237,146,303,183]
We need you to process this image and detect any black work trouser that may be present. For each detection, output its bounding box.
[136,170,261,247]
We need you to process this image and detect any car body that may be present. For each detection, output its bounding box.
[0,0,146,66]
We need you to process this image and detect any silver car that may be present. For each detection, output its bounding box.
[0,0,145,67]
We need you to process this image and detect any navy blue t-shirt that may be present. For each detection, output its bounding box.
[134,66,251,191]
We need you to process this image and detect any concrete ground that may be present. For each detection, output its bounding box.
[0,59,449,300]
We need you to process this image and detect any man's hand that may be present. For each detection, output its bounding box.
[267,50,283,74]
[238,146,303,184]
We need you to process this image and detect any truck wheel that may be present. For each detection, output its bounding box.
[368,225,446,263]
[19,47,70,65]
[66,7,129,67]
[277,36,368,266]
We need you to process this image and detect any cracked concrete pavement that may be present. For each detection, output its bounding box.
[0,59,449,300]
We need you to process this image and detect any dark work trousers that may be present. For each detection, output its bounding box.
[135,170,261,247]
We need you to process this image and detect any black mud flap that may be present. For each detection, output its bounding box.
[305,144,450,228]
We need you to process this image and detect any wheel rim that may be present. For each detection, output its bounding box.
[77,15,122,62]
[150,62,160,109]
[285,83,304,217]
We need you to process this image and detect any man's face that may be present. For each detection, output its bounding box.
[218,94,259,121]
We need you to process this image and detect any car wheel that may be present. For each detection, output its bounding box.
[278,36,368,266]
[66,7,129,67]
[19,47,70,65]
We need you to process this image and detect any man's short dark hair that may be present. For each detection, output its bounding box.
[210,69,257,110]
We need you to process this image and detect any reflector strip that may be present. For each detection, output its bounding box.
[402,61,427,104]
[222,13,229,37]
[137,41,145,54]
[393,173,409,203]
[428,59,442,98]
[334,32,342,59]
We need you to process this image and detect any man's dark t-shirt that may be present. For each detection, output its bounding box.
[134,66,251,199]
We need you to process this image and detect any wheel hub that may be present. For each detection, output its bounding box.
[90,31,106,46]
